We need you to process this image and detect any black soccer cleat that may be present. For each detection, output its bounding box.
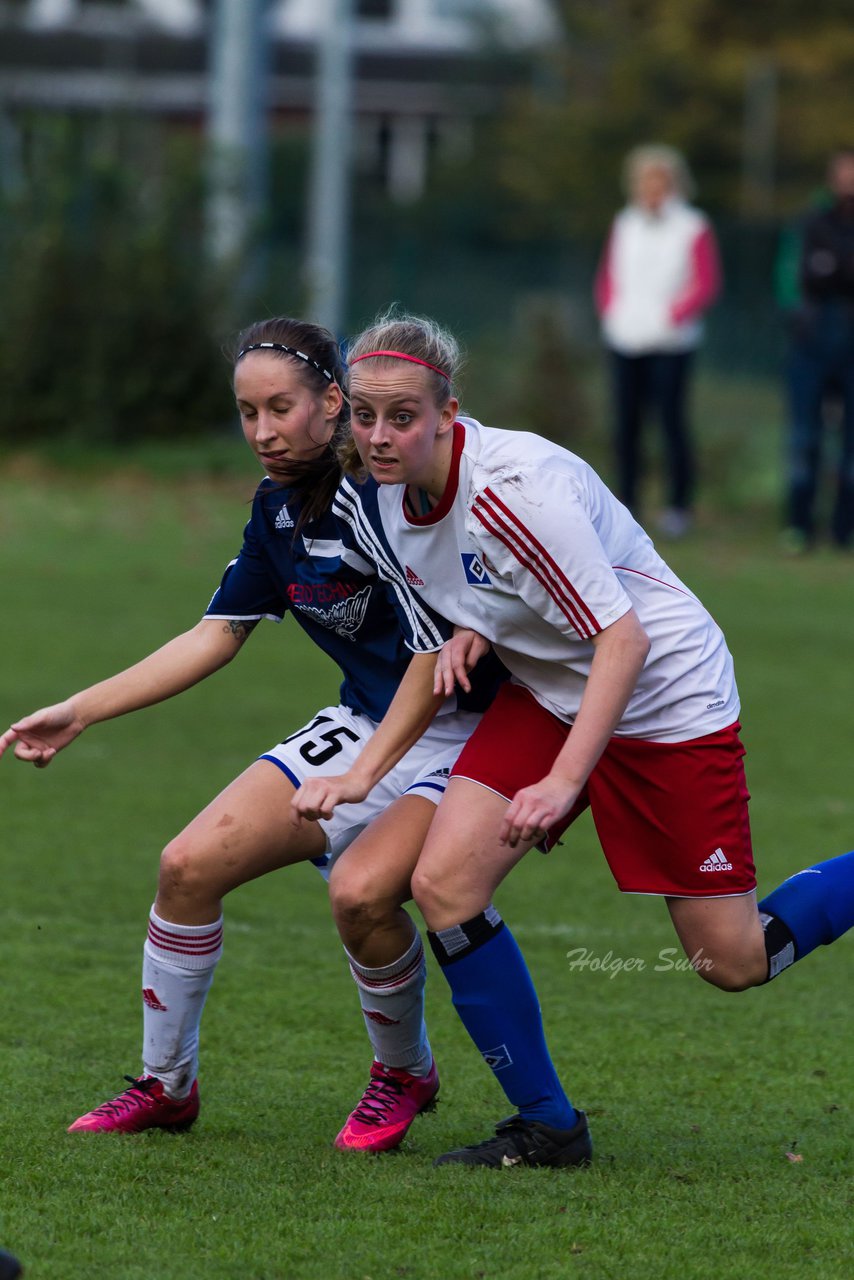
[0,1248,22,1280]
[434,1110,592,1169]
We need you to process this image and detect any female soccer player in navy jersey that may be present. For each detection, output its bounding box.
[0,317,503,1154]
[294,309,854,1170]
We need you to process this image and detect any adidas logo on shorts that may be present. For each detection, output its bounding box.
[699,847,733,872]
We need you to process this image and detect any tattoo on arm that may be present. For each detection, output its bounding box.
[223,619,259,643]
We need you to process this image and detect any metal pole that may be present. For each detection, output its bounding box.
[741,55,777,218]
[0,107,23,201]
[206,0,270,271]
[305,0,354,335]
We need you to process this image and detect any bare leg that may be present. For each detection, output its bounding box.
[69,760,331,1126]
[411,779,533,929]
[143,762,325,1095]
[328,796,443,1141]
[155,759,327,924]
[330,795,438,1082]
[329,794,436,966]
[408,781,578,1134]
[666,892,768,991]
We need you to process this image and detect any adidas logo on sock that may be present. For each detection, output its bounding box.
[699,848,733,872]
[275,505,294,530]
[364,1010,401,1026]
[142,987,168,1012]
[405,565,425,587]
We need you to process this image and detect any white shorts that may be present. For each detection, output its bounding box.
[259,705,481,878]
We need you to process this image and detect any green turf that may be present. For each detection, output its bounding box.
[1,462,852,1280]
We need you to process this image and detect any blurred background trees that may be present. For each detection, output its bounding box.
[0,0,851,467]
[490,0,854,234]
[0,116,232,444]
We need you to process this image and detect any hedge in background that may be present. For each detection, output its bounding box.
[0,114,236,446]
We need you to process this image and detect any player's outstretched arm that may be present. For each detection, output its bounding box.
[0,617,254,769]
[0,700,88,768]
[292,650,442,821]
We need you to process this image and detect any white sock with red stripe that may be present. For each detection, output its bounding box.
[141,907,224,1100]
[346,928,432,1076]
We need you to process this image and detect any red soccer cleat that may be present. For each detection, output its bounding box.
[67,1075,199,1134]
[335,1059,439,1153]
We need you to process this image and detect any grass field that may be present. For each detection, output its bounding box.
[1,455,852,1280]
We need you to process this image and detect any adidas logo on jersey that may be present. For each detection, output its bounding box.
[699,848,733,872]
[405,565,425,587]
[275,505,294,530]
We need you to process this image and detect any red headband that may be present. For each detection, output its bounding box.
[348,350,451,381]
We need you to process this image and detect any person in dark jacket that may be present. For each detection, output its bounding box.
[781,146,854,552]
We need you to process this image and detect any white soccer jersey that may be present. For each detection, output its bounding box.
[335,418,739,743]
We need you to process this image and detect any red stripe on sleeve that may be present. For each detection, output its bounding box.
[472,490,600,638]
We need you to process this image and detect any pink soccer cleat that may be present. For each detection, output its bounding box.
[335,1059,439,1153]
[67,1075,200,1134]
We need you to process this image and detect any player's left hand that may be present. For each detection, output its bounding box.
[291,772,369,824]
[434,628,491,697]
[500,774,580,849]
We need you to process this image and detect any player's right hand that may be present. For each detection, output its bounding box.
[0,701,86,767]
[499,772,581,849]
[291,771,370,824]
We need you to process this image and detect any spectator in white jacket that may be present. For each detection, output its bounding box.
[595,144,721,538]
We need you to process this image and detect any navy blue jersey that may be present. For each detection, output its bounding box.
[205,476,503,720]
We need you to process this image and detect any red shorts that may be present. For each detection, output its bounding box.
[451,682,756,898]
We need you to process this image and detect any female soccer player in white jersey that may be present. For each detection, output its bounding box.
[0,317,504,1154]
[294,309,854,1170]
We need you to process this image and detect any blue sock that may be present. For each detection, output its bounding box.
[427,908,577,1130]
[759,850,854,976]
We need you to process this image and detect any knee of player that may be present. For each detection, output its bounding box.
[410,864,452,926]
[329,866,392,936]
[158,835,209,902]
[690,952,765,992]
